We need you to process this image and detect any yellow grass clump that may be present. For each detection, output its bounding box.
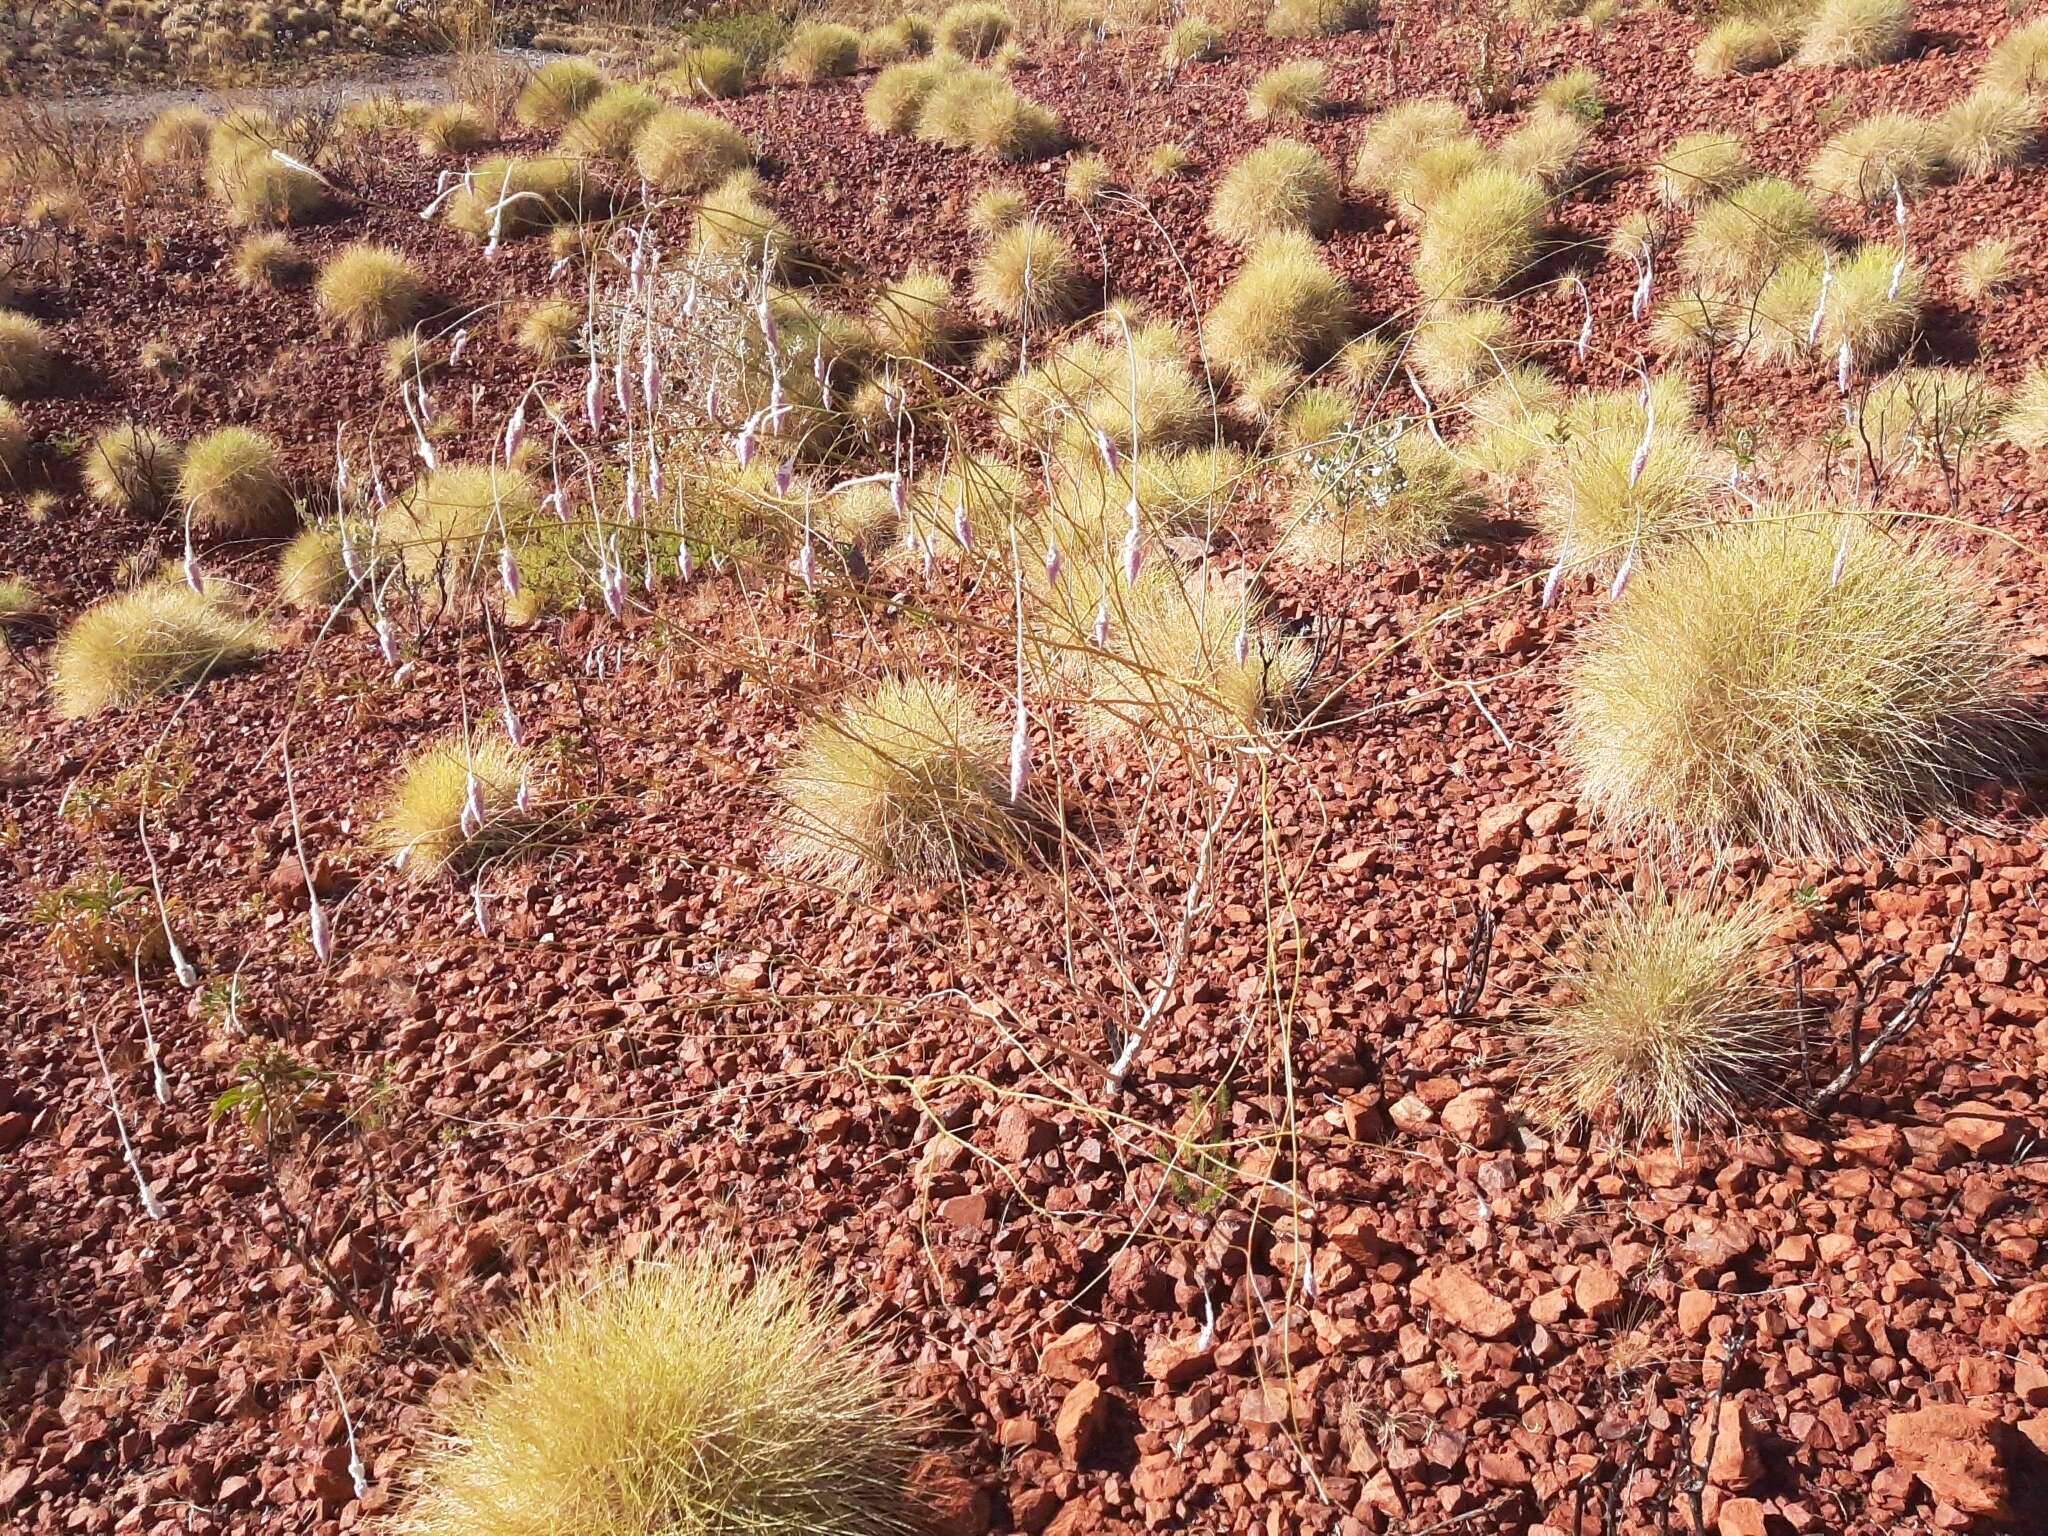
[1535,377,1715,569]
[0,310,54,395]
[1984,17,2048,97]
[777,674,1032,888]
[177,425,293,538]
[316,244,430,343]
[1203,231,1353,378]
[1806,112,1937,204]
[0,401,28,484]
[1266,0,1377,38]
[557,83,662,161]
[231,231,311,290]
[139,105,212,168]
[778,21,861,83]
[84,422,182,514]
[2004,362,2048,449]
[1678,177,1823,294]
[1167,16,1222,62]
[1247,60,1329,123]
[378,732,543,878]
[512,296,584,363]
[418,103,495,157]
[514,57,605,131]
[1752,242,1922,369]
[205,109,331,226]
[1522,884,1794,1146]
[1695,13,1799,77]
[447,157,603,242]
[633,108,752,194]
[860,15,934,67]
[276,524,359,609]
[916,71,1064,161]
[1208,138,1340,244]
[1414,166,1549,301]
[1955,237,2014,300]
[1352,98,1472,200]
[971,219,1088,330]
[1562,511,2037,860]
[1794,0,1912,68]
[1065,151,1113,206]
[1536,66,1605,122]
[1931,87,2039,179]
[1410,305,1516,396]
[865,59,946,132]
[1655,132,1752,207]
[51,585,265,718]
[1280,424,1483,563]
[695,171,802,273]
[666,44,748,99]
[869,269,965,362]
[394,1250,935,1536]
[936,1,1014,58]
[1499,106,1591,189]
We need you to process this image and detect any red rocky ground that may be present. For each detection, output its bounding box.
[4,3,2048,1534]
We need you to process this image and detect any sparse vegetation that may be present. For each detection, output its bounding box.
[1564,511,2036,860]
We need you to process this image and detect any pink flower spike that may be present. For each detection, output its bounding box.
[921,531,936,582]
[460,772,485,838]
[798,531,816,589]
[503,399,526,462]
[499,544,521,599]
[309,898,333,963]
[953,500,973,552]
[890,473,908,520]
[613,349,630,415]
[471,884,489,935]
[1092,601,1111,647]
[1831,527,1851,587]
[1044,539,1063,587]
[1121,522,1143,585]
[502,704,524,746]
[642,347,660,414]
[1233,621,1249,667]
[183,548,204,595]
[648,453,665,504]
[376,616,400,666]
[775,460,794,498]
[1094,428,1120,474]
[516,775,533,814]
[1541,554,1567,609]
[626,462,644,522]
[584,366,604,436]
[1609,548,1634,601]
[735,414,758,467]
[677,539,694,582]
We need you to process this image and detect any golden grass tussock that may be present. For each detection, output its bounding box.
[869,269,965,362]
[0,401,28,484]
[512,296,584,363]
[1266,0,1377,38]
[1247,59,1328,123]
[1655,131,1752,207]
[660,44,750,100]
[1536,66,1605,122]
[1522,883,1794,1146]
[1410,305,1517,397]
[860,15,934,67]
[139,105,212,168]
[968,182,1028,236]
[776,674,1032,888]
[1955,237,2014,300]
[1457,363,1566,482]
[916,71,1064,161]
[205,109,332,226]
[633,108,752,194]
[1049,154,1102,209]
[1498,106,1591,189]
[418,103,495,158]
[1678,177,1823,295]
[778,21,861,83]
[1752,242,1922,369]
[557,83,662,161]
[394,1250,934,1536]
[316,243,430,343]
[2005,362,2048,449]
[51,584,265,718]
[1984,17,2048,97]
[1036,560,1316,740]
[381,463,541,592]
[1352,97,1472,199]
[231,231,311,290]
[84,422,182,514]
[1280,422,1483,563]
[1414,166,1549,302]
[1168,16,1223,62]
[514,57,605,131]
[694,172,799,274]
[1562,510,2038,861]
[447,157,602,241]
[1203,231,1353,378]
[1535,377,1715,568]
[378,732,544,878]
[1207,138,1340,244]
[1695,12,1800,77]
[0,310,54,396]
[936,1,1014,58]
[1806,112,1937,204]
[971,218,1088,329]
[178,426,293,538]
[276,525,357,610]
[1793,0,1912,68]
[865,59,946,132]
[1931,87,2039,179]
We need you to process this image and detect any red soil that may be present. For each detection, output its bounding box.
[4,4,2048,1535]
